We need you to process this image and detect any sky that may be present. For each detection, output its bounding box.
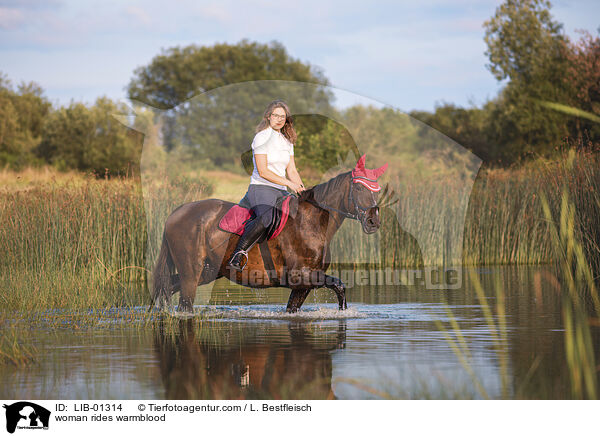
[0,0,598,112]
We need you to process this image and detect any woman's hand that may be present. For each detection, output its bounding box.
[287,180,305,194]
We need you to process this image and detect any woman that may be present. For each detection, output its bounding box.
[228,100,306,271]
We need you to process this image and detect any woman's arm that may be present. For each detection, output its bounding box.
[286,155,304,189]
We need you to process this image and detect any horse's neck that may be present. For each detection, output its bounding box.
[314,173,350,214]
[310,173,351,241]
[299,201,346,244]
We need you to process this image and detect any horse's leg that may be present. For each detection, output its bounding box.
[147,274,180,312]
[324,274,348,310]
[172,243,203,313]
[178,273,198,313]
[286,289,311,313]
[168,274,181,295]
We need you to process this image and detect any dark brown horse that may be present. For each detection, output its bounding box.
[152,155,388,313]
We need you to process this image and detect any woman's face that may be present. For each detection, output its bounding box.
[268,107,287,131]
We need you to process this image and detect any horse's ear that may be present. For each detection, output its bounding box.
[373,163,388,179]
[355,154,366,171]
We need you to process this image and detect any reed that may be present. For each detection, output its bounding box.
[331,147,600,272]
[432,186,600,399]
[0,170,212,313]
[540,185,599,399]
[0,324,37,366]
[2,148,600,314]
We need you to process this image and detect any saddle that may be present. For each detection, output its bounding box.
[218,194,298,240]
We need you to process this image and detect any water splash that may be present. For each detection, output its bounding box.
[173,304,367,321]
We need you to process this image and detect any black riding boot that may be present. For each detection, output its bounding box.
[228,216,268,271]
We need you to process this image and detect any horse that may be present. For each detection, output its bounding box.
[152,155,388,313]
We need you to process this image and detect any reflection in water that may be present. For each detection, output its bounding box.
[1,266,599,399]
[154,319,346,400]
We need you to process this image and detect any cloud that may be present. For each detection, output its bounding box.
[125,6,152,27]
[0,7,24,29]
[0,0,597,111]
[0,0,61,9]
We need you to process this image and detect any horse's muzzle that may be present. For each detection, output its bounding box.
[361,207,380,234]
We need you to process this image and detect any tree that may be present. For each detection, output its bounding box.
[562,31,600,143]
[0,72,51,169]
[410,104,491,161]
[484,0,566,83]
[127,40,331,110]
[0,92,19,166]
[483,0,573,161]
[36,97,141,175]
[294,116,357,184]
[126,40,334,168]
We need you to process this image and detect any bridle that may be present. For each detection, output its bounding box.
[309,173,379,223]
[348,175,379,222]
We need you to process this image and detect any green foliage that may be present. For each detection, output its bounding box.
[411,1,599,165]
[294,115,357,182]
[484,0,566,83]
[410,104,490,161]
[483,0,572,160]
[36,97,142,176]
[127,40,330,110]
[0,72,51,169]
[126,40,334,169]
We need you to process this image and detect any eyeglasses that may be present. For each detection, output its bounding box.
[270,114,286,120]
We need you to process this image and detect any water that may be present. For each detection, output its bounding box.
[1,266,594,399]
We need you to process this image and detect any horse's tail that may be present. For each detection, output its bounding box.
[152,230,176,310]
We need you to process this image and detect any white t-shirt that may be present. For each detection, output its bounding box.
[249,126,294,190]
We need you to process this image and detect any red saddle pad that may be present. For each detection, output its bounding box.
[218,205,253,236]
[218,196,292,240]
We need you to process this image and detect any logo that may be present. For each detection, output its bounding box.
[3,402,50,434]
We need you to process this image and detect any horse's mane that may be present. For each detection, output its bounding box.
[298,171,351,209]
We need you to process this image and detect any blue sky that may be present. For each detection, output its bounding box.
[1,0,598,112]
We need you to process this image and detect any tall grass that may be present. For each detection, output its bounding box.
[466,148,600,268]
[2,148,600,313]
[330,147,600,272]
[432,179,600,399]
[0,170,212,312]
[540,185,600,399]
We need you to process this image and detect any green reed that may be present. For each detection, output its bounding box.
[330,148,600,273]
[540,186,599,399]
[0,323,37,366]
[430,186,600,400]
[0,173,212,313]
[2,148,600,314]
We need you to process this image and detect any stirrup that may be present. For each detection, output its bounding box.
[228,250,249,271]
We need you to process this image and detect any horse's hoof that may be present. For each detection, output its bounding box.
[175,305,195,316]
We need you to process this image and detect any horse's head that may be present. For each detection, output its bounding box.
[349,154,388,234]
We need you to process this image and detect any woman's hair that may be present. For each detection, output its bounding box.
[255,99,297,144]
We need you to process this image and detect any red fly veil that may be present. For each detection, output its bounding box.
[351,154,388,192]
